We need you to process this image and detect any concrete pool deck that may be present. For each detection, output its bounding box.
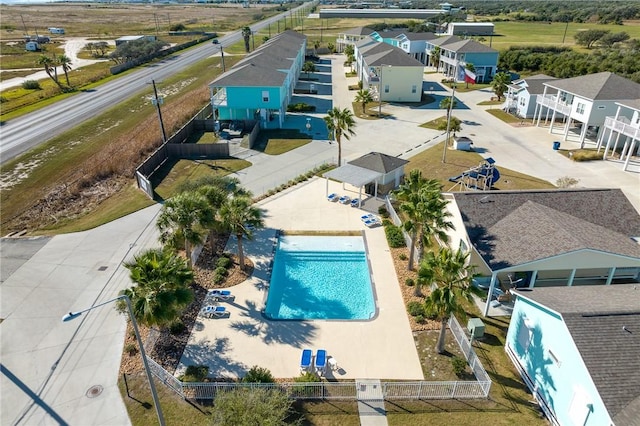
[178,177,424,380]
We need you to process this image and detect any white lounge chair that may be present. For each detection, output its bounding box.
[327,193,339,202]
[300,349,312,373]
[338,195,350,204]
[314,349,327,376]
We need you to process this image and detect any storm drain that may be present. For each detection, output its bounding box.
[97,266,108,271]
[86,385,103,398]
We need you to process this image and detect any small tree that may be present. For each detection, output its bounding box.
[354,89,374,115]
[327,42,335,54]
[439,96,458,120]
[437,116,462,135]
[490,72,511,101]
[211,388,301,426]
[242,365,275,383]
[241,26,252,52]
[302,60,316,79]
[574,29,609,49]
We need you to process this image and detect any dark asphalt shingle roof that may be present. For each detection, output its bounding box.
[617,99,640,111]
[356,38,424,67]
[543,72,640,101]
[342,26,375,36]
[451,189,640,269]
[515,285,640,425]
[441,38,498,54]
[514,74,558,95]
[348,152,409,173]
[210,30,305,87]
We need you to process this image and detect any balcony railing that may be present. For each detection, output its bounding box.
[536,95,571,115]
[211,88,228,107]
[604,116,640,140]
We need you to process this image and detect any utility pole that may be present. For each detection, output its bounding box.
[562,20,569,44]
[151,80,167,143]
[251,31,255,51]
[442,84,456,163]
[220,46,225,72]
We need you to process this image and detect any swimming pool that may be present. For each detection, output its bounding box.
[264,235,376,320]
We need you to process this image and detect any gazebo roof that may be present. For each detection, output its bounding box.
[322,164,382,187]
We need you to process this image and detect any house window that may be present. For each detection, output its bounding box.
[262,91,269,102]
[576,102,585,114]
[384,84,389,93]
[411,85,417,94]
[519,97,526,106]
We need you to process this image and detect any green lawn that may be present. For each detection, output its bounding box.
[252,129,312,155]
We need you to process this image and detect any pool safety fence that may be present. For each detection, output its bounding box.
[145,317,492,401]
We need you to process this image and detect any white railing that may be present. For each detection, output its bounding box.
[604,116,640,140]
[211,88,228,107]
[536,95,571,115]
[448,316,492,390]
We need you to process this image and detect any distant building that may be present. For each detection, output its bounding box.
[25,41,40,52]
[115,35,157,47]
[443,22,494,36]
[48,27,65,34]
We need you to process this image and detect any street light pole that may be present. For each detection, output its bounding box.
[151,80,167,143]
[442,84,456,163]
[62,295,166,426]
[378,65,386,117]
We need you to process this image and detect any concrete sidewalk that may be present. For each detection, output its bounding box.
[1,205,162,426]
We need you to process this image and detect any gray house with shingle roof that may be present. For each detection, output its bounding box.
[505,74,558,118]
[506,284,640,426]
[444,188,640,316]
[533,72,640,147]
[425,35,498,83]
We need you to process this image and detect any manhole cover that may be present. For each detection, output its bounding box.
[86,385,103,398]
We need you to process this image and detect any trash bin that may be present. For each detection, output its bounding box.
[553,141,561,150]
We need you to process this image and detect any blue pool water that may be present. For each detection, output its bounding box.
[264,235,376,320]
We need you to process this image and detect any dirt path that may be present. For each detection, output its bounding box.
[0,37,111,91]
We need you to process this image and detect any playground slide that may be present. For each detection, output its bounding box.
[448,174,464,182]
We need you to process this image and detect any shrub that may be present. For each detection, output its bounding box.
[415,314,425,324]
[169,319,185,335]
[242,365,275,383]
[571,150,602,162]
[22,80,41,90]
[451,356,467,377]
[385,224,405,248]
[294,371,321,383]
[399,253,408,261]
[407,301,425,317]
[215,266,228,276]
[180,365,209,382]
[170,23,187,31]
[378,205,389,217]
[0,96,7,103]
[124,343,138,356]
[216,257,231,269]
[213,272,226,284]
[287,102,316,112]
[212,388,297,426]
[405,278,414,287]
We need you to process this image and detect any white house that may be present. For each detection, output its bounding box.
[598,99,640,171]
[533,72,640,147]
[336,26,375,53]
[425,35,498,83]
[505,74,558,119]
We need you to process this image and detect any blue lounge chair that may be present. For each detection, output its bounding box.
[315,349,327,375]
[208,289,233,301]
[338,195,350,204]
[350,198,360,207]
[202,305,229,318]
[361,213,375,222]
[364,218,380,228]
[327,193,338,202]
[300,349,312,373]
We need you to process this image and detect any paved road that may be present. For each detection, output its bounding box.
[0,5,306,164]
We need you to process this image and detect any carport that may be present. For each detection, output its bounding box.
[323,164,383,208]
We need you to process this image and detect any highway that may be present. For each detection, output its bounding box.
[0,5,307,165]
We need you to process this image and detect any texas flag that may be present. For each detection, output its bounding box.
[464,67,477,84]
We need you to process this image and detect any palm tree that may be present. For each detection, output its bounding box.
[218,196,264,270]
[241,26,252,52]
[395,170,452,273]
[354,89,374,116]
[324,107,356,166]
[36,54,63,90]
[490,72,512,101]
[313,39,320,56]
[156,191,214,267]
[57,54,72,87]
[439,96,458,120]
[180,176,251,252]
[431,46,441,70]
[121,248,194,328]
[302,60,316,80]
[419,247,480,354]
